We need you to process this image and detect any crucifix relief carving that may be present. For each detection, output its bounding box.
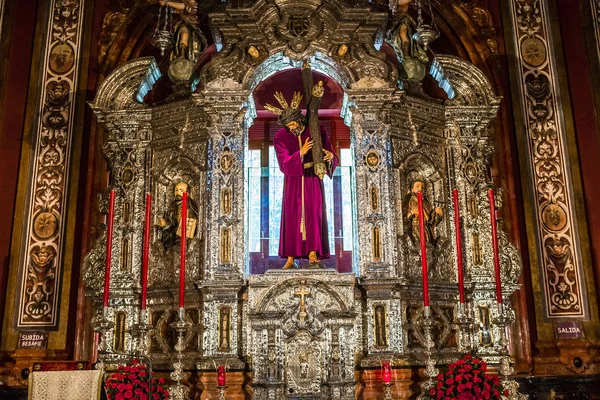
[295,284,311,322]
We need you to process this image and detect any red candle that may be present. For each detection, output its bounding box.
[179,192,187,308]
[417,192,430,307]
[382,361,392,384]
[217,365,226,387]
[488,189,503,303]
[453,189,465,304]
[103,190,116,307]
[141,193,151,310]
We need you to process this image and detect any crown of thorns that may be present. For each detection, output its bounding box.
[264,91,303,116]
[264,91,305,126]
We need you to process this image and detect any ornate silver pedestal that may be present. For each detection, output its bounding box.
[417,306,439,399]
[383,382,393,400]
[493,303,526,400]
[217,385,227,400]
[455,302,476,353]
[248,269,358,400]
[133,309,153,357]
[169,308,191,400]
[92,306,114,370]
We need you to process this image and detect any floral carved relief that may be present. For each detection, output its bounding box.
[509,0,587,318]
[17,0,85,327]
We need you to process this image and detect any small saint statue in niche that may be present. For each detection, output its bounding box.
[374,304,388,347]
[299,353,309,379]
[402,178,443,245]
[478,306,493,347]
[218,307,231,351]
[158,182,199,251]
[159,0,206,63]
[386,0,428,83]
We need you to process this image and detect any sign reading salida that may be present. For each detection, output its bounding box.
[555,322,584,339]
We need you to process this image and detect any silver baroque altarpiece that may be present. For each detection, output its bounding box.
[84,0,523,398]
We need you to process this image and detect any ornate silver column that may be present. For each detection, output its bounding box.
[346,87,399,278]
[194,89,247,364]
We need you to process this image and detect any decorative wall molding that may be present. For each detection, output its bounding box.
[16,0,86,328]
[508,0,587,319]
[455,0,499,56]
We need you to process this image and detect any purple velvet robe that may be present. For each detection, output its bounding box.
[274,125,339,259]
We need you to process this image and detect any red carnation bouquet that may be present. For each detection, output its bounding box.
[427,354,508,400]
[105,360,169,400]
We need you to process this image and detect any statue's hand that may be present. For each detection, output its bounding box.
[159,0,168,6]
[312,81,324,98]
[434,207,443,216]
[323,149,334,162]
[300,137,314,156]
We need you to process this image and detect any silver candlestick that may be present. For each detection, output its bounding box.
[217,385,227,400]
[492,303,526,400]
[455,301,476,353]
[133,309,153,356]
[92,306,114,371]
[417,306,439,399]
[169,307,190,400]
[383,382,393,400]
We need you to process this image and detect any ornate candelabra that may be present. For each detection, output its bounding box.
[492,303,526,400]
[92,306,114,371]
[417,306,439,399]
[133,309,153,356]
[169,307,190,400]
[455,301,476,353]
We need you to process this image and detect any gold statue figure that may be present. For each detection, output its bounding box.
[402,179,443,245]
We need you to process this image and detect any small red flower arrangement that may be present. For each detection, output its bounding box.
[427,354,508,400]
[105,360,169,400]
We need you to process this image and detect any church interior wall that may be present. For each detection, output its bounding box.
[0,0,599,398]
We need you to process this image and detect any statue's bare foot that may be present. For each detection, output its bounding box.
[283,257,296,269]
[283,262,295,269]
[308,251,318,263]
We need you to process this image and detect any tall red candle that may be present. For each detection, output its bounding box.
[417,192,430,307]
[103,190,116,307]
[382,361,392,384]
[179,192,187,308]
[453,189,465,304]
[217,365,226,386]
[488,189,503,303]
[141,193,151,310]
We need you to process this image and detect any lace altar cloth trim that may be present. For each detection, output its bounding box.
[28,370,103,400]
